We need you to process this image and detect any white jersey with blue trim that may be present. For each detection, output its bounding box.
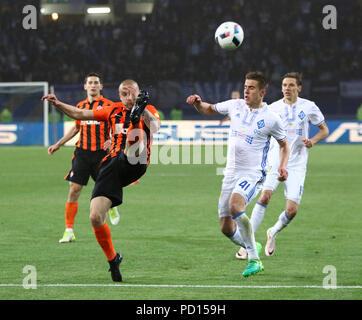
[215,98,286,175]
[268,97,325,170]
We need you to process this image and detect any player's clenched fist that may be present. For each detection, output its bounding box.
[186,94,202,105]
[277,168,288,181]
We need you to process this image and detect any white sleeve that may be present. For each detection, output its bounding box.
[270,116,287,141]
[308,103,325,126]
[214,99,235,116]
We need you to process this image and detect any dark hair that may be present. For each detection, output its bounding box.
[84,72,102,84]
[245,71,268,90]
[282,72,302,86]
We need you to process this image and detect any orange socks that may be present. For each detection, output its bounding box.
[65,201,116,261]
[65,202,78,229]
[93,223,116,261]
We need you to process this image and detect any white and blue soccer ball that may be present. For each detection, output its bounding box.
[215,21,244,50]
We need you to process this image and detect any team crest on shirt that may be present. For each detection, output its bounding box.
[257,120,265,129]
[96,105,103,110]
[298,111,306,120]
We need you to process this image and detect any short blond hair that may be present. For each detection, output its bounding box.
[119,79,139,91]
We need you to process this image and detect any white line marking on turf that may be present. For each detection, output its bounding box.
[0,284,361,289]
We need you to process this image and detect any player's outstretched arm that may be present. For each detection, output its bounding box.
[302,122,329,148]
[48,123,80,155]
[41,94,95,121]
[143,108,161,133]
[277,138,290,181]
[186,94,218,116]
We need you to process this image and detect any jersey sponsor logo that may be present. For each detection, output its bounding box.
[231,130,254,144]
[80,120,101,125]
[285,128,303,136]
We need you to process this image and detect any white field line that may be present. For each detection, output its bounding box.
[0,284,361,289]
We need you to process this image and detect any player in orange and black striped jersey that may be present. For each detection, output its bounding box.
[47,73,116,244]
[42,79,161,282]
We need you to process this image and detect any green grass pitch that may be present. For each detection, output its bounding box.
[0,145,361,300]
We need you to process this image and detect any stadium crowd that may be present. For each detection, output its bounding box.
[0,0,361,85]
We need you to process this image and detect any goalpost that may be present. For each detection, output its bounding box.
[0,82,50,146]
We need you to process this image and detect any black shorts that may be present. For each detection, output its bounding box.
[65,147,107,186]
[91,152,147,207]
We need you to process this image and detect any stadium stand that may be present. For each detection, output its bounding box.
[0,0,361,119]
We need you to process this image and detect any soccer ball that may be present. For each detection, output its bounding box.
[215,21,244,50]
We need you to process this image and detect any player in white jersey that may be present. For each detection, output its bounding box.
[235,72,329,259]
[186,72,290,277]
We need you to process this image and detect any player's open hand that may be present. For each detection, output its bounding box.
[302,138,314,148]
[48,144,60,155]
[41,94,59,106]
[186,94,202,106]
[277,167,288,181]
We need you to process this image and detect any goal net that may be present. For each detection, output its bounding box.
[0,82,53,146]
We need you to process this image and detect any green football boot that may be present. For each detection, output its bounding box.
[242,259,264,277]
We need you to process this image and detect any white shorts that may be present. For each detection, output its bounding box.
[263,168,306,204]
[218,171,265,218]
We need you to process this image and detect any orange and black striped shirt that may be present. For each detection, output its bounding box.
[75,95,113,151]
[93,102,160,165]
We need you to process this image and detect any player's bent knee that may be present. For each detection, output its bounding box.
[89,212,104,228]
[228,203,243,216]
[219,217,234,237]
[228,193,246,216]
[259,190,272,205]
[286,200,298,218]
[286,207,298,218]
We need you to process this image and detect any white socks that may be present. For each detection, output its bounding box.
[232,212,259,260]
[250,202,267,232]
[270,211,293,237]
[228,227,244,247]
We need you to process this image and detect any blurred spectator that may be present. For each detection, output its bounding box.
[0,0,360,85]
